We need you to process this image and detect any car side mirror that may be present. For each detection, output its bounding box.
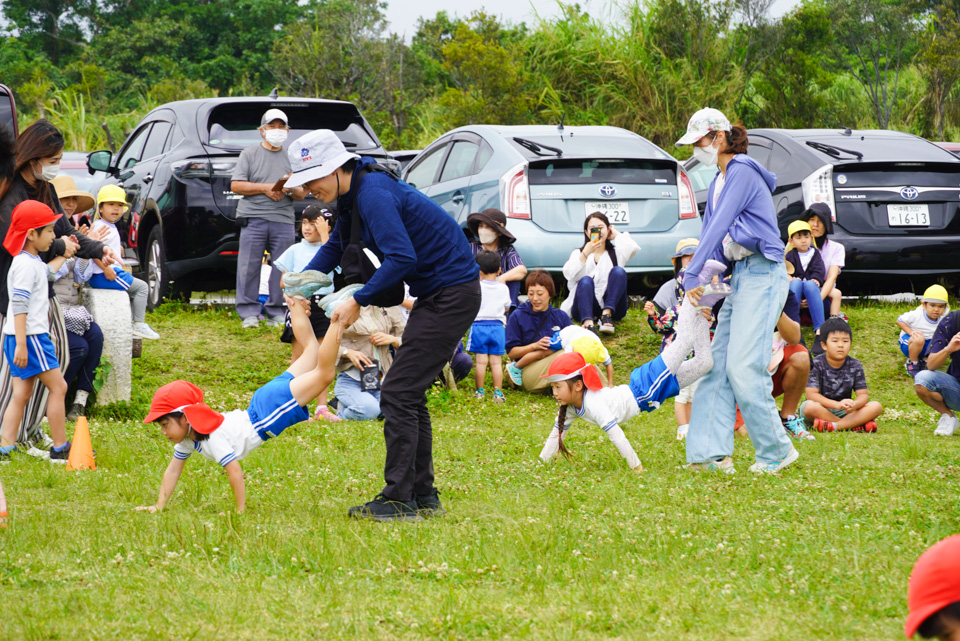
[87,150,116,176]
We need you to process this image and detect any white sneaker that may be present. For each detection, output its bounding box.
[687,456,735,474]
[23,445,49,459]
[132,322,160,340]
[241,316,260,329]
[749,446,799,474]
[934,413,959,437]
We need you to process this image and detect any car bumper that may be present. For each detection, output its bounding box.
[837,233,960,274]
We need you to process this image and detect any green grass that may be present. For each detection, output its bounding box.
[2,299,959,640]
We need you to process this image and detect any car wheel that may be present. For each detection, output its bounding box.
[145,227,170,311]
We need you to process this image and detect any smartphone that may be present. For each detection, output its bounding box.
[361,361,382,391]
[590,226,601,242]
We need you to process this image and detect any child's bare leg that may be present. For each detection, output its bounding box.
[829,288,842,317]
[287,301,322,377]
[290,336,305,364]
[833,401,883,430]
[515,350,548,369]
[474,353,488,389]
[675,401,691,426]
[908,335,925,362]
[1,377,34,447]
[490,355,503,389]
[289,319,342,406]
[36,368,68,447]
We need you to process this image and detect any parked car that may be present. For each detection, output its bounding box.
[0,83,17,137]
[402,125,701,287]
[934,141,960,158]
[387,149,421,173]
[683,128,960,284]
[86,96,393,308]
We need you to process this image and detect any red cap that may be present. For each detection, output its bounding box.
[540,351,604,391]
[143,380,224,434]
[904,535,960,637]
[3,200,62,255]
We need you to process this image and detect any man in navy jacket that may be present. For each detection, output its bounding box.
[285,130,480,521]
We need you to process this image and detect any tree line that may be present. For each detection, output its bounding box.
[2,0,959,156]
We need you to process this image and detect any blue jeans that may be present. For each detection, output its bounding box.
[572,266,628,322]
[788,278,824,330]
[687,254,792,466]
[64,323,104,394]
[334,371,382,421]
[915,370,960,411]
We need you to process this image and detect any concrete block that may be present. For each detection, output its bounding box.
[78,287,131,404]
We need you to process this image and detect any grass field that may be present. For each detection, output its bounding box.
[1,298,958,640]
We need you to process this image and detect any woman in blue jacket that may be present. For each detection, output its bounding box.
[284,130,481,522]
[676,108,797,475]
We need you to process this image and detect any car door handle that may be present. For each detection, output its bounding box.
[452,191,464,205]
[143,174,153,184]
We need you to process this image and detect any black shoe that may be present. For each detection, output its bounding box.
[48,441,72,464]
[415,490,447,517]
[66,403,85,422]
[598,313,615,335]
[348,493,422,522]
[328,396,339,411]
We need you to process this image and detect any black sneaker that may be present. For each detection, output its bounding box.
[66,403,85,422]
[48,441,72,464]
[598,313,615,335]
[415,490,447,517]
[328,396,339,411]
[348,493,422,522]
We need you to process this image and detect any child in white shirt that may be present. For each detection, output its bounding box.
[897,285,949,378]
[467,250,511,402]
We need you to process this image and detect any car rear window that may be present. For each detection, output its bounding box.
[206,102,381,152]
[528,159,676,185]
[802,135,959,163]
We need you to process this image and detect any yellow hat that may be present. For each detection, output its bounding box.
[922,284,949,304]
[96,184,130,214]
[50,175,95,214]
[787,220,812,238]
[570,335,608,365]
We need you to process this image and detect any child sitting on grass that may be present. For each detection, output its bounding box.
[0,201,72,463]
[897,285,949,378]
[800,317,883,432]
[136,285,340,513]
[467,250,511,403]
[539,261,731,472]
[85,185,158,340]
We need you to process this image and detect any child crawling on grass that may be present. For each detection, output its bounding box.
[539,260,731,471]
[136,272,344,513]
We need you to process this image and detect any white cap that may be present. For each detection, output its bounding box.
[675,107,731,147]
[284,129,360,188]
[260,108,288,126]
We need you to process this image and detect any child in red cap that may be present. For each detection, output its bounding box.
[0,200,72,463]
[905,535,960,640]
[540,289,730,471]
[136,298,341,513]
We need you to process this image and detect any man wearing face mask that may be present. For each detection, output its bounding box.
[230,108,307,329]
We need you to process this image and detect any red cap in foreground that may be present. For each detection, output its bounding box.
[904,535,960,638]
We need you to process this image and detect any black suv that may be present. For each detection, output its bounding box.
[0,84,17,137]
[86,97,393,307]
[684,129,960,286]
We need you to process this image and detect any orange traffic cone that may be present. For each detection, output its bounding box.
[66,416,96,471]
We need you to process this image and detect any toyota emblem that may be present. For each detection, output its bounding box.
[900,186,919,200]
[599,185,617,198]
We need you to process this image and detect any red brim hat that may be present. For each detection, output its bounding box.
[3,200,62,256]
[143,380,224,433]
[904,535,960,637]
[540,351,604,391]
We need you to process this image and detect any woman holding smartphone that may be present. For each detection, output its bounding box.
[560,212,639,336]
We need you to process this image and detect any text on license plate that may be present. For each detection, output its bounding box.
[888,204,930,226]
[585,201,630,224]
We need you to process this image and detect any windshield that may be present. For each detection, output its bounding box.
[206,102,382,152]
[528,159,676,185]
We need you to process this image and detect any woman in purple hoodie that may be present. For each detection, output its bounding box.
[676,108,797,475]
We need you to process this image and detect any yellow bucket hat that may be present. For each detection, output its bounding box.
[570,335,608,365]
[922,284,948,304]
[95,184,130,215]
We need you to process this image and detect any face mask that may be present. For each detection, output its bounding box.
[264,129,288,147]
[478,228,498,245]
[35,162,60,182]
[692,139,719,167]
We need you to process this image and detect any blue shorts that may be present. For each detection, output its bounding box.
[629,355,680,412]
[246,371,310,440]
[88,267,134,291]
[3,333,60,379]
[899,332,932,358]
[466,320,505,355]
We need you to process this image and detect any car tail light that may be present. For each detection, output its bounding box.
[677,168,697,219]
[802,164,836,221]
[171,158,238,179]
[500,162,530,219]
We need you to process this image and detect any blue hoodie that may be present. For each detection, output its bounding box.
[682,155,784,292]
[304,157,478,306]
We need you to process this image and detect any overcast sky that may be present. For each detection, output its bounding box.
[383,0,801,40]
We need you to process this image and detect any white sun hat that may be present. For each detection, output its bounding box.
[260,108,288,126]
[284,130,360,189]
[675,107,731,146]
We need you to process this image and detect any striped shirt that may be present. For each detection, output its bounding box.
[172,409,264,467]
[469,242,524,274]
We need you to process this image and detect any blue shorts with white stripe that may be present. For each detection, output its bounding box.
[247,371,309,441]
[629,354,680,413]
[3,333,60,379]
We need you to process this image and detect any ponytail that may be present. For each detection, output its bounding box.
[556,404,572,458]
[722,125,749,155]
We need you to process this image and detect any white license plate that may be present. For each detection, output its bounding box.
[585,201,630,224]
[888,204,930,226]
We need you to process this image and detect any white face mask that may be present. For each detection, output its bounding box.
[692,139,719,167]
[264,129,288,148]
[478,228,498,245]
[35,162,60,182]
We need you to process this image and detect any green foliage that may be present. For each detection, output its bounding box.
[92,358,111,394]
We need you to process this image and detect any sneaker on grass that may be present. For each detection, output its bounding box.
[348,493,422,522]
[282,270,333,300]
[813,417,836,432]
[748,446,799,475]
[934,413,959,437]
[264,315,284,328]
[782,415,815,441]
[415,490,446,517]
[687,456,735,474]
[474,388,485,400]
[492,389,505,404]
[598,313,615,335]
[505,362,523,386]
[241,316,260,329]
[47,441,72,464]
[132,322,160,340]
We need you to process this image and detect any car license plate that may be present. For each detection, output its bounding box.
[888,204,930,226]
[585,201,630,224]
